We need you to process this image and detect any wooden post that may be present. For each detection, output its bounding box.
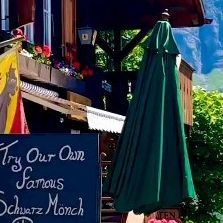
[114,30,122,72]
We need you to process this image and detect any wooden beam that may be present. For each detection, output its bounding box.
[119,29,150,61]
[22,91,73,115]
[67,91,91,106]
[96,36,114,58]
[114,30,122,72]
[21,91,87,122]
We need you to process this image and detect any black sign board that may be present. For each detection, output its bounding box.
[0,134,100,223]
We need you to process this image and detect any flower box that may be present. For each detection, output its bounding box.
[66,75,86,94]
[51,67,86,95]
[39,63,51,82]
[19,55,51,82]
[27,57,40,77]
[19,43,52,80]
[51,67,67,86]
[19,54,29,74]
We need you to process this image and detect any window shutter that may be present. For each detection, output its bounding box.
[62,0,77,62]
[18,0,35,26]
[34,0,43,45]
[9,0,35,29]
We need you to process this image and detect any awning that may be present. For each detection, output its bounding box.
[21,81,87,122]
[86,106,125,133]
[20,81,125,133]
[21,81,59,97]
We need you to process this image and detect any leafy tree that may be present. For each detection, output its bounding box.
[95,30,148,71]
[185,88,223,223]
[121,30,146,71]
[95,31,114,71]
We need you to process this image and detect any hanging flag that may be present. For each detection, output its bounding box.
[0,48,29,133]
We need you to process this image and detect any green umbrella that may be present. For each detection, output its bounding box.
[103,19,196,214]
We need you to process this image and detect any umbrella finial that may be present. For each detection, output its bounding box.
[161,9,170,21]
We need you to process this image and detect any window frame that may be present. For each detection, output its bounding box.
[24,23,34,43]
[43,0,52,47]
[1,0,9,31]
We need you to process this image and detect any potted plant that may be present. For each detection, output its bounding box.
[20,43,52,81]
[147,219,182,223]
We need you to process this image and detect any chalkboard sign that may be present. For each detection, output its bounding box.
[0,134,100,223]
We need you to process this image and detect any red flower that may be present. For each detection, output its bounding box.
[82,67,94,78]
[42,45,51,58]
[13,28,24,37]
[65,55,71,63]
[82,68,89,78]
[73,61,81,71]
[35,46,42,54]
[87,68,94,77]
[148,219,156,223]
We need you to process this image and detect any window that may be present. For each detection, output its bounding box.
[43,0,51,47]
[1,0,9,30]
[24,23,34,43]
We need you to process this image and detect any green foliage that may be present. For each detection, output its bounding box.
[122,43,144,71]
[186,87,223,223]
[95,31,113,71]
[121,30,146,71]
[95,45,109,71]
[95,30,149,71]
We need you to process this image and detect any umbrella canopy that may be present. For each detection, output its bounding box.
[103,19,196,214]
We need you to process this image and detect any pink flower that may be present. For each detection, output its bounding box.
[42,45,51,58]
[35,46,42,54]
[148,220,162,223]
[13,28,24,37]
[148,219,156,223]
[148,219,179,223]
[168,220,178,223]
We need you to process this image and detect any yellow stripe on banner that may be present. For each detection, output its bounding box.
[0,48,20,133]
